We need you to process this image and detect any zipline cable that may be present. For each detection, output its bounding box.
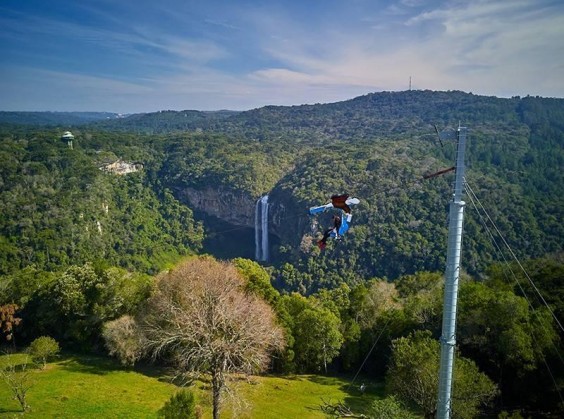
[346,314,394,393]
[465,180,563,334]
[465,181,564,366]
[465,181,564,405]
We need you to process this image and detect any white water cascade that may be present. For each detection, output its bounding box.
[254,195,269,261]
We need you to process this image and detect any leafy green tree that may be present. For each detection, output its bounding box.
[91,267,153,322]
[232,258,279,305]
[490,256,564,338]
[292,306,343,373]
[276,292,345,373]
[457,278,561,413]
[26,264,151,348]
[395,272,443,299]
[270,296,298,373]
[277,263,307,294]
[311,283,367,371]
[386,330,498,419]
[355,279,402,329]
[457,280,558,371]
[387,331,438,417]
[400,274,443,334]
[28,336,60,369]
[0,265,55,307]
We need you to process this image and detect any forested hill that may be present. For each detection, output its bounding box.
[0,90,530,135]
[91,90,560,139]
[3,90,562,140]
[206,90,526,141]
[0,90,562,291]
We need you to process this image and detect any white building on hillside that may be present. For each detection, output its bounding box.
[61,131,75,149]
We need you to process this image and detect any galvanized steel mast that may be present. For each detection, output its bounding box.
[436,125,468,418]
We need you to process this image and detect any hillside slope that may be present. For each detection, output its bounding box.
[1,91,562,289]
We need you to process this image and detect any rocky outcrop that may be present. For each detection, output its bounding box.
[100,160,143,175]
[177,187,257,227]
[176,185,309,245]
[268,187,311,245]
[174,183,318,263]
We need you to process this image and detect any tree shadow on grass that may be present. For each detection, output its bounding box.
[341,381,385,414]
[56,353,180,384]
[305,374,385,416]
[0,407,23,414]
[56,354,128,376]
[130,360,175,382]
[263,373,314,382]
[1,362,42,373]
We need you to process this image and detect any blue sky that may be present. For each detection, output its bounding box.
[1,0,563,113]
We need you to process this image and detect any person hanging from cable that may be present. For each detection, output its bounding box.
[309,194,358,250]
[317,214,343,250]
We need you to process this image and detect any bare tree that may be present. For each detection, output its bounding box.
[0,353,34,412]
[139,257,285,419]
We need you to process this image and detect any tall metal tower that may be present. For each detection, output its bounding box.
[436,125,468,418]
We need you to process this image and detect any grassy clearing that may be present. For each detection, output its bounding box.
[0,353,383,418]
[216,374,384,419]
[0,354,175,417]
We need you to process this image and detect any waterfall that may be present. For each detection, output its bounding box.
[255,198,261,260]
[255,195,269,261]
[261,195,269,261]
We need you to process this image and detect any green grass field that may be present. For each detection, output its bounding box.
[0,353,384,418]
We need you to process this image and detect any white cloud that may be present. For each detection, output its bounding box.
[243,0,564,100]
[1,0,563,111]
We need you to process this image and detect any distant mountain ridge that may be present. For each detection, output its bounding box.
[31,90,564,141]
[3,90,563,136]
[91,109,239,133]
[0,111,122,126]
[95,90,526,136]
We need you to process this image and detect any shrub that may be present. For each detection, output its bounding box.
[158,389,198,419]
[368,395,415,419]
[102,315,144,367]
[29,336,60,369]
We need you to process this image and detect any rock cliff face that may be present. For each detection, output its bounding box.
[176,185,309,246]
[268,187,311,245]
[177,187,256,227]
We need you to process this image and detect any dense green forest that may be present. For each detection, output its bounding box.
[0,130,203,275]
[1,90,563,416]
